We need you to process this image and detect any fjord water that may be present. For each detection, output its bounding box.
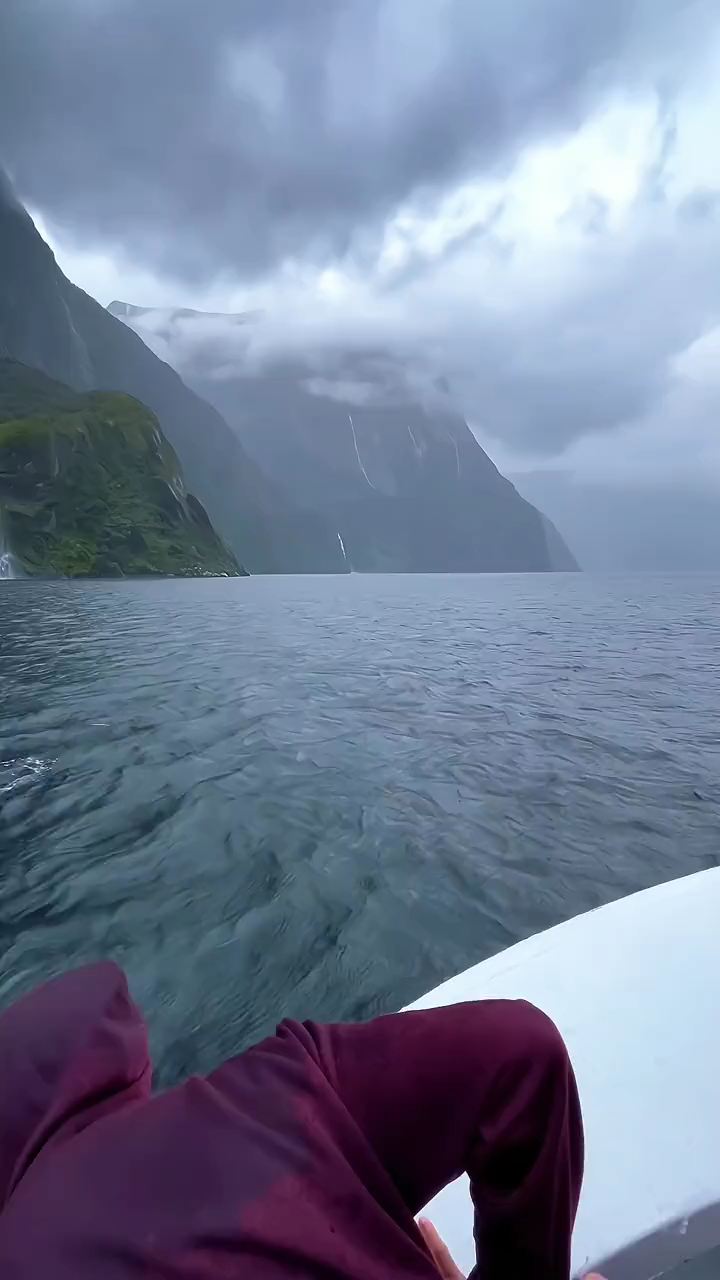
[1,572,719,1085]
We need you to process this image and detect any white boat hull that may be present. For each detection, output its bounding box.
[405,868,720,1279]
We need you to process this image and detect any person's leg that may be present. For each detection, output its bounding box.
[307,998,584,1279]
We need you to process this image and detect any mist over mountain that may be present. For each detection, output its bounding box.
[0,181,344,573]
[109,302,578,574]
[0,177,577,576]
[513,470,720,572]
[5,0,720,575]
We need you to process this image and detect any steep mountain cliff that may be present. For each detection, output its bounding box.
[200,364,568,572]
[0,176,344,573]
[0,360,241,577]
[109,302,578,573]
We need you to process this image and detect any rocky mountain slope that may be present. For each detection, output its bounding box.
[109,303,578,573]
[0,360,241,577]
[201,363,575,572]
[0,175,344,573]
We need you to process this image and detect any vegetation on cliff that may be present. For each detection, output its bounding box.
[0,184,345,572]
[0,360,243,577]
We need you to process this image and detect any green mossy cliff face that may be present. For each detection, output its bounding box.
[0,361,243,577]
[0,179,345,573]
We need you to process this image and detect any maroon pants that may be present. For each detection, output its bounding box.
[0,965,583,1278]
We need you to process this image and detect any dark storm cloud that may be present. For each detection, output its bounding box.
[0,0,710,281]
[119,195,720,461]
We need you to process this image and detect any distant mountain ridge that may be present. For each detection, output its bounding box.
[0,178,344,573]
[0,171,577,574]
[109,303,579,573]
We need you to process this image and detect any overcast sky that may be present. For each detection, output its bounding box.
[2,0,720,490]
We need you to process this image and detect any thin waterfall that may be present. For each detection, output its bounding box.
[0,508,17,580]
[348,414,376,489]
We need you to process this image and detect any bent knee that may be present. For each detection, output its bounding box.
[513,1000,571,1072]
[464,998,572,1078]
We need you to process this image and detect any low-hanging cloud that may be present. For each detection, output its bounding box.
[111,179,720,483]
[2,0,720,497]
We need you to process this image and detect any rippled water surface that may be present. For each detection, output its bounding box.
[1,573,719,1084]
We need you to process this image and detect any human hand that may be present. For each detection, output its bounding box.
[417,1218,465,1279]
[417,1217,606,1280]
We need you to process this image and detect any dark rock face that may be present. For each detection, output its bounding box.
[0,173,576,575]
[0,360,242,577]
[108,301,577,573]
[0,181,344,573]
[191,360,579,573]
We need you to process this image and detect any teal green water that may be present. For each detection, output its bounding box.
[1,573,719,1087]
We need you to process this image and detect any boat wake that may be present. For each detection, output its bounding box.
[0,757,54,796]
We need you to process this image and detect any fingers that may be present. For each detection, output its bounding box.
[417,1218,465,1280]
[416,1215,606,1280]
